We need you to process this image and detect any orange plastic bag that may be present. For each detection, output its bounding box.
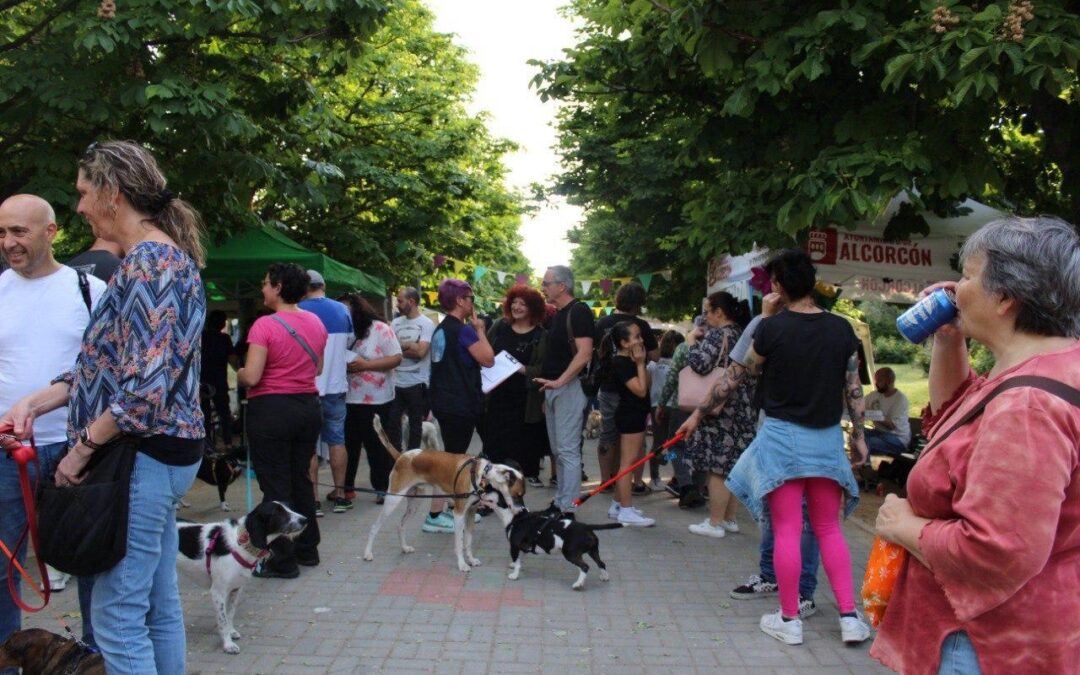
[862,535,907,628]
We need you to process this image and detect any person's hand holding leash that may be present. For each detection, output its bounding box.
[0,399,36,439]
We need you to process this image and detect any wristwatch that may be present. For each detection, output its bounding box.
[78,428,104,451]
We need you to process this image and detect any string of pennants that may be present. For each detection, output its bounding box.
[429,254,672,302]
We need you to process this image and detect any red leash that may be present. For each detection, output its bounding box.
[0,423,51,612]
[572,431,686,508]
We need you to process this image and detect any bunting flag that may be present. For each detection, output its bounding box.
[592,307,603,318]
[615,276,632,284]
[433,254,446,269]
[473,266,488,283]
[659,269,672,281]
[515,273,529,285]
[425,291,438,305]
[584,300,595,308]
[581,280,593,296]
[496,271,508,284]
[604,307,615,316]
[638,273,653,291]
[451,259,466,275]
[599,279,613,295]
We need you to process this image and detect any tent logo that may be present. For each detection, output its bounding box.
[806,229,837,265]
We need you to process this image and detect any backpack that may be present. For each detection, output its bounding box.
[566,301,602,397]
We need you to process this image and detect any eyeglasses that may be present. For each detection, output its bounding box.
[464,295,475,301]
[541,280,559,287]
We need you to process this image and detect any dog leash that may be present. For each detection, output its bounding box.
[0,424,51,612]
[572,432,685,509]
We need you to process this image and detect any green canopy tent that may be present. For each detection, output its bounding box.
[202,225,386,300]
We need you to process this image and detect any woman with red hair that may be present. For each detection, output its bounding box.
[482,285,549,485]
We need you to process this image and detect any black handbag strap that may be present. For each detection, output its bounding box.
[271,315,319,366]
[923,375,1080,455]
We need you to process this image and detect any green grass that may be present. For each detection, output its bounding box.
[868,362,930,413]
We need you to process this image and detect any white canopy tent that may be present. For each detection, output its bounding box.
[707,194,1007,304]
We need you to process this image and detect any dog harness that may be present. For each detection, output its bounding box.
[204,527,268,575]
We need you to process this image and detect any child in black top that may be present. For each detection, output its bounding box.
[601,321,655,527]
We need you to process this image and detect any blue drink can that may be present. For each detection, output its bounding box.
[896,288,957,344]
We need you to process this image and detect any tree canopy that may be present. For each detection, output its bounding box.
[534,0,1079,318]
[1,0,528,289]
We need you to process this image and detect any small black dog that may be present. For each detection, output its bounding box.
[196,445,245,511]
[505,508,622,590]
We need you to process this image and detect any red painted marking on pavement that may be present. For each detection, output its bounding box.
[379,565,539,612]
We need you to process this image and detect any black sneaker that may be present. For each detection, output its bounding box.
[526,476,544,488]
[332,498,352,513]
[729,574,778,600]
[314,501,324,518]
[253,564,299,579]
[678,486,706,509]
[631,482,651,495]
[297,553,320,567]
[799,597,817,619]
[664,479,680,498]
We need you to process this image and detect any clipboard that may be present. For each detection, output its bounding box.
[482,351,522,394]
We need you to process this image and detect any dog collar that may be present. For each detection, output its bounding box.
[206,528,268,575]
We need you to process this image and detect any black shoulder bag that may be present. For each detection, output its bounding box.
[37,350,196,576]
[567,302,601,397]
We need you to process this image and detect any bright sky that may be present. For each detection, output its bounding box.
[423,0,582,275]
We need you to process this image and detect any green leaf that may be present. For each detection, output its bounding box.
[881,53,915,90]
[959,47,987,70]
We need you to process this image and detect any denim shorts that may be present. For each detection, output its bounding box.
[319,393,347,445]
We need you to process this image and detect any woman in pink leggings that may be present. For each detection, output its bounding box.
[725,249,872,646]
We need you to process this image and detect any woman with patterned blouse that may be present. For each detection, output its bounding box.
[341,295,401,510]
[3,141,207,675]
[683,291,757,539]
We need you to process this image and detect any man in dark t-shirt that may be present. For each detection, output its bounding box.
[201,310,238,445]
[67,238,123,283]
[593,282,659,483]
[536,265,595,512]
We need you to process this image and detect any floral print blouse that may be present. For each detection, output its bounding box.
[55,242,206,444]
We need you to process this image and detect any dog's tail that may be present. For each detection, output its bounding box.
[371,415,401,461]
[583,522,624,531]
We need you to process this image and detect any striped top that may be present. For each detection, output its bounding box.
[55,241,206,444]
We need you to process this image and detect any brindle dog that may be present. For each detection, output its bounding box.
[0,628,105,674]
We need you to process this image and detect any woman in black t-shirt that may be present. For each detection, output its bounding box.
[600,321,655,527]
[482,285,548,483]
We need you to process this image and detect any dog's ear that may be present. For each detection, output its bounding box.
[245,506,269,550]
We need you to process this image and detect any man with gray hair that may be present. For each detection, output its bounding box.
[535,265,595,512]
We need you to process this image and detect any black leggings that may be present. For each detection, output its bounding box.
[433,411,477,454]
[345,402,394,493]
[247,394,321,571]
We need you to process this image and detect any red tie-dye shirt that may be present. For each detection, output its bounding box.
[871,341,1080,674]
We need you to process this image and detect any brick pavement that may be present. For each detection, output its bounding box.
[26,436,892,674]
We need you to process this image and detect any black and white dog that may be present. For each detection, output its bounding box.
[505,508,622,590]
[177,502,306,654]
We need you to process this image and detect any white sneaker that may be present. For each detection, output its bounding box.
[760,610,803,645]
[617,507,655,527]
[649,477,665,491]
[720,519,740,533]
[45,570,69,592]
[839,614,871,644]
[688,519,726,538]
[607,500,621,520]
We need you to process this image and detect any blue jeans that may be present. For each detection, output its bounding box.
[0,441,65,650]
[759,504,820,599]
[867,429,907,457]
[939,631,982,674]
[91,452,198,675]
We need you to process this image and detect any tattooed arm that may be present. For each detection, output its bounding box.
[845,351,869,466]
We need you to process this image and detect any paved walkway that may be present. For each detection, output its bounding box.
[27,436,891,674]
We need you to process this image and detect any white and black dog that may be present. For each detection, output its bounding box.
[177,502,306,654]
[505,508,622,590]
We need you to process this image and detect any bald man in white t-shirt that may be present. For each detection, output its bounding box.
[0,194,105,645]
